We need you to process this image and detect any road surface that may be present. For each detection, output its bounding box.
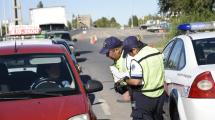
[73,28,170,120]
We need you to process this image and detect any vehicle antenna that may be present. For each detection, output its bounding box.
[14,39,18,52]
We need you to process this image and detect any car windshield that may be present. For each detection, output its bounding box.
[0,54,79,99]
[192,38,215,65]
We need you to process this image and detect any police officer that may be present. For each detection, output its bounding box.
[100,36,132,102]
[122,36,166,120]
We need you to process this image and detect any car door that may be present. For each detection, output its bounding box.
[163,39,186,95]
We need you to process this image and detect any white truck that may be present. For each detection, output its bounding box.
[30,6,67,31]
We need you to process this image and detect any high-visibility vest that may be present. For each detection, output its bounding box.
[134,46,164,98]
[114,51,129,73]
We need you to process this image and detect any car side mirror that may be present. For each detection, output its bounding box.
[85,80,103,93]
[72,38,77,42]
[80,75,103,93]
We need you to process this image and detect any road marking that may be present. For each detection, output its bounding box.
[98,99,111,115]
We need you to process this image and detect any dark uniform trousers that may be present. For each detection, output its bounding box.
[131,91,166,120]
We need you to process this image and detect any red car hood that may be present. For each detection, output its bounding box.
[0,94,87,120]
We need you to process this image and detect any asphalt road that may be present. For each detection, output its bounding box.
[73,28,170,120]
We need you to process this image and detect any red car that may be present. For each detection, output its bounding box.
[0,40,103,120]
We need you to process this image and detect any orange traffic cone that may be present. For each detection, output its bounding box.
[90,35,97,45]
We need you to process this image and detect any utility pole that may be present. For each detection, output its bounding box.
[131,0,134,28]
[0,21,2,37]
[131,16,134,28]
[13,0,22,25]
[3,0,8,36]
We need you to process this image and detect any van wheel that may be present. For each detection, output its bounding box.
[170,102,180,120]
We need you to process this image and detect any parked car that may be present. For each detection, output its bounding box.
[44,30,76,43]
[52,39,82,73]
[163,22,215,120]
[0,40,103,120]
[4,39,81,73]
[44,30,79,56]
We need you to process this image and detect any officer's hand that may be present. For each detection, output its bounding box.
[114,81,128,95]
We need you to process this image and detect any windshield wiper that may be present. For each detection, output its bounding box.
[0,97,30,101]
[0,90,62,98]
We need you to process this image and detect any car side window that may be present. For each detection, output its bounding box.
[178,46,186,69]
[166,39,183,70]
[163,40,175,67]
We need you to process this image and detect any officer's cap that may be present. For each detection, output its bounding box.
[123,36,141,57]
[100,36,122,54]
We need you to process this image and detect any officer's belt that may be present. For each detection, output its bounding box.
[137,85,164,92]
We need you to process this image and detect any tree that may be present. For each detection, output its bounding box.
[94,17,120,28]
[158,0,215,16]
[133,16,139,26]
[1,25,6,37]
[138,18,144,25]
[110,17,120,27]
[128,15,139,27]
[94,17,109,27]
[72,18,77,28]
[67,21,72,30]
[157,0,215,48]
[37,1,44,8]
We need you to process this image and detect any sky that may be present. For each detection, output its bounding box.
[0,0,159,25]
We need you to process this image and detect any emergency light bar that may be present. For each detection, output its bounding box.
[178,21,215,31]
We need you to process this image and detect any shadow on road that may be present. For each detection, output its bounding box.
[76,58,87,62]
[92,101,103,105]
[78,50,93,55]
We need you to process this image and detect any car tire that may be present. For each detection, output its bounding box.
[170,100,180,120]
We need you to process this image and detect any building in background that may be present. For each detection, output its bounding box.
[77,15,92,29]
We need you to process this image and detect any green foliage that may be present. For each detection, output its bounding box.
[110,17,120,27]
[67,21,72,30]
[94,17,120,28]
[128,15,139,27]
[0,25,6,37]
[37,1,44,8]
[156,0,215,48]
[158,0,215,16]
[133,16,139,26]
[72,18,77,28]
[138,18,144,25]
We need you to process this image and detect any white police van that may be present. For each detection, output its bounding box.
[163,21,215,120]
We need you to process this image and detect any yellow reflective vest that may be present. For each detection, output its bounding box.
[114,51,128,73]
[133,46,164,98]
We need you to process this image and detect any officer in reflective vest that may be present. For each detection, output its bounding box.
[122,36,166,120]
[100,36,132,102]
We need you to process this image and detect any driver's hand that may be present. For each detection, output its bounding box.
[75,64,82,73]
